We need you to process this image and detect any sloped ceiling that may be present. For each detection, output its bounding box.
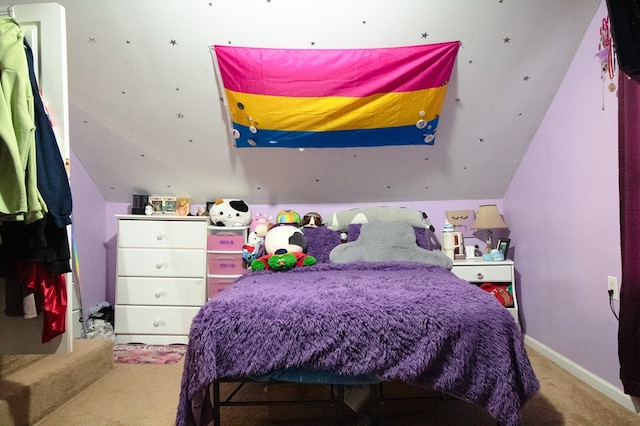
[10,0,603,205]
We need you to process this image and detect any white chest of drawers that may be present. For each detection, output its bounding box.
[115,215,208,344]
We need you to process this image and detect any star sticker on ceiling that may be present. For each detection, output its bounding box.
[421,32,429,38]
[170,39,177,46]
[177,113,184,119]
[523,75,530,81]
[503,37,511,43]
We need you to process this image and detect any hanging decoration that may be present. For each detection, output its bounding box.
[211,42,459,148]
[597,15,617,107]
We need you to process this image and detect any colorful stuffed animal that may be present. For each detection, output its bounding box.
[301,212,323,228]
[275,209,301,226]
[209,199,252,227]
[250,224,316,271]
[242,231,265,263]
[250,213,272,234]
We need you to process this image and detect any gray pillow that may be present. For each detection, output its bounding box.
[329,222,452,269]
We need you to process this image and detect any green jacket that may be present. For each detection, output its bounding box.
[0,17,47,223]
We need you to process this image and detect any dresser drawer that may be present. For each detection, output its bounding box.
[451,264,512,282]
[118,220,206,249]
[114,305,200,335]
[117,248,206,277]
[116,277,205,306]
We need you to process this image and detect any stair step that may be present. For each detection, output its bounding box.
[0,339,113,426]
[0,354,47,379]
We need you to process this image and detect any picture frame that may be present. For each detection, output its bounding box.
[496,238,511,259]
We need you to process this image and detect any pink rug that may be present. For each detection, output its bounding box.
[113,344,187,364]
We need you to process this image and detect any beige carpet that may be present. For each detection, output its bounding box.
[35,346,640,425]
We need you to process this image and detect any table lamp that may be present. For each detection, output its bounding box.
[471,204,508,251]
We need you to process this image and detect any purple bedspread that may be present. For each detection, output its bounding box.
[177,262,539,425]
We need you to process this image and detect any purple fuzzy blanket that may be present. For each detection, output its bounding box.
[177,262,539,425]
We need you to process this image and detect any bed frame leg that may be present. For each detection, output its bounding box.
[369,384,379,426]
[213,381,221,426]
[336,385,345,425]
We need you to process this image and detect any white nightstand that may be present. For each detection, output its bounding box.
[451,259,519,325]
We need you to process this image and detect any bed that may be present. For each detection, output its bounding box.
[176,220,540,425]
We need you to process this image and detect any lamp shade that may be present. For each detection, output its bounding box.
[472,204,508,230]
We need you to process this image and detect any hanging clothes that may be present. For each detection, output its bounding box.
[25,38,72,228]
[0,17,72,343]
[0,16,47,224]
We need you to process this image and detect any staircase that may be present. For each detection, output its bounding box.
[0,339,113,426]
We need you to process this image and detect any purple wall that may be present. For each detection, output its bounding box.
[69,150,107,319]
[504,0,621,388]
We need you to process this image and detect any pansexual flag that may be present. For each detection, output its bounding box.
[211,42,459,148]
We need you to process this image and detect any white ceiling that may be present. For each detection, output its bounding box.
[9,0,602,205]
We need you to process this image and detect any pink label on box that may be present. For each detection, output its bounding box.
[207,235,245,250]
[208,255,244,274]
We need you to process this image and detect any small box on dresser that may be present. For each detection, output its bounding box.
[115,215,208,345]
[207,226,248,299]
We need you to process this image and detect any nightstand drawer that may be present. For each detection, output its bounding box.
[117,248,206,277]
[118,220,206,249]
[114,305,200,335]
[116,277,205,306]
[451,264,512,282]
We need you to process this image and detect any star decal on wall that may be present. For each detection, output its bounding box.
[421,32,429,38]
[503,37,511,43]
[170,39,177,46]
[88,37,96,44]
[177,113,184,119]
[523,75,530,81]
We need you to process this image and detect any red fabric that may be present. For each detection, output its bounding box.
[618,72,640,397]
[14,261,67,343]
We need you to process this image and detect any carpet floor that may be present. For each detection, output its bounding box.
[35,345,640,425]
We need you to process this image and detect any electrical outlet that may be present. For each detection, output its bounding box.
[608,276,619,300]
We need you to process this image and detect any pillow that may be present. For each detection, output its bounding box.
[347,223,432,250]
[325,206,436,232]
[302,226,342,264]
[330,222,452,269]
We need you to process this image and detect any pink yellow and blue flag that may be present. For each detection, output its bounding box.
[211,42,459,148]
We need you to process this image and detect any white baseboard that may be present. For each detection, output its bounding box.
[524,335,640,414]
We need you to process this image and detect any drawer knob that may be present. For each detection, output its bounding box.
[155,262,167,269]
[476,272,484,280]
[156,232,165,241]
[153,318,166,327]
[154,290,165,298]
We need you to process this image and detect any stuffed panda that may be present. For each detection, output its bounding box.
[250,224,316,271]
[209,199,252,227]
